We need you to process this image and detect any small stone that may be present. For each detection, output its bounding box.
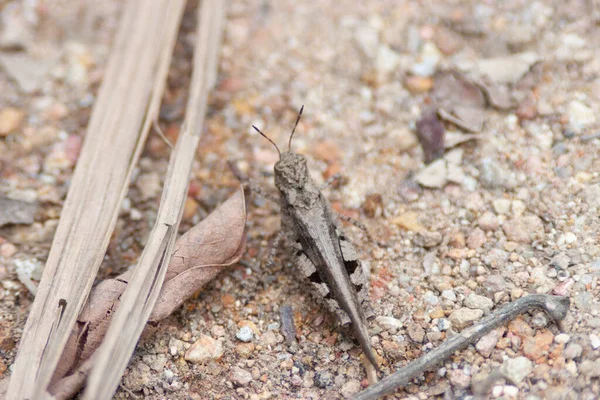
[590,334,600,349]
[467,228,486,249]
[429,307,445,319]
[567,100,595,134]
[391,212,424,231]
[407,323,426,343]
[579,360,600,378]
[479,158,514,189]
[413,230,443,248]
[136,172,161,201]
[230,366,253,386]
[236,326,254,342]
[573,292,593,312]
[438,318,451,331]
[260,330,278,346]
[554,333,570,344]
[503,385,519,398]
[376,316,403,332]
[523,330,554,361]
[423,291,440,306]
[185,336,223,363]
[448,308,483,330]
[563,232,577,244]
[550,253,571,270]
[354,23,379,59]
[493,199,512,215]
[483,249,510,269]
[340,379,362,398]
[414,158,447,188]
[123,362,153,391]
[476,328,504,357]
[486,275,509,293]
[441,289,457,302]
[404,76,434,94]
[500,357,533,384]
[314,371,334,388]
[0,107,25,136]
[362,193,383,218]
[410,42,442,77]
[564,343,583,360]
[464,293,493,312]
[235,342,255,358]
[502,216,544,244]
[449,369,471,389]
[376,44,401,76]
[0,243,17,258]
[182,197,198,220]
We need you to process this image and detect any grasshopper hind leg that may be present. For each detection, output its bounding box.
[339,235,375,320]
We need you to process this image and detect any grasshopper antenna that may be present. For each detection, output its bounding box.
[252,125,281,158]
[288,105,304,151]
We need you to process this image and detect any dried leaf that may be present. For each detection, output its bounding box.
[444,131,481,149]
[49,188,246,399]
[433,71,486,132]
[0,197,37,227]
[416,107,445,164]
[433,71,486,110]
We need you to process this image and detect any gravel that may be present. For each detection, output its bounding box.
[4,1,600,399]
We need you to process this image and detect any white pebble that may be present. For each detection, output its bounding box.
[590,333,600,349]
[554,333,571,344]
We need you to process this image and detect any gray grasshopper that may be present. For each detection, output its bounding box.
[253,106,378,370]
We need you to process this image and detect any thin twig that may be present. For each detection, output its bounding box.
[352,294,570,400]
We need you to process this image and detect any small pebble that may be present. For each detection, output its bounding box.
[554,333,570,344]
[0,107,25,136]
[590,333,600,349]
[230,366,253,386]
[448,308,483,330]
[340,379,362,398]
[375,316,403,332]
[464,293,494,312]
[500,357,533,384]
[476,328,504,357]
[236,326,254,342]
[185,336,222,363]
[579,360,600,378]
[314,371,334,388]
[564,343,583,360]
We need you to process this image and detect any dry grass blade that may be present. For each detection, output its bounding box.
[83,1,228,399]
[7,1,186,399]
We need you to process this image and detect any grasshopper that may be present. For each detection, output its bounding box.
[253,106,378,370]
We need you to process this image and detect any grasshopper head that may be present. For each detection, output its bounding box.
[274,151,308,190]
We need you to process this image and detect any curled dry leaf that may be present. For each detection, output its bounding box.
[49,187,247,399]
[433,71,486,133]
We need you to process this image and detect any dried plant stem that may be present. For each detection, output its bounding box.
[7,1,185,398]
[352,295,570,400]
[83,1,227,399]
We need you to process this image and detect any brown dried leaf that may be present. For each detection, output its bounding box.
[49,187,246,398]
[416,107,445,164]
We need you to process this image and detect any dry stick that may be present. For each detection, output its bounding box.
[83,1,227,399]
[352,294,570,400]
[6,1,185,398]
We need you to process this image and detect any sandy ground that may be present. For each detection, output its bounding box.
[1,0,600,399]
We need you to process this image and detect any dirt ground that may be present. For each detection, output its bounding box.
[1,0,600,399]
